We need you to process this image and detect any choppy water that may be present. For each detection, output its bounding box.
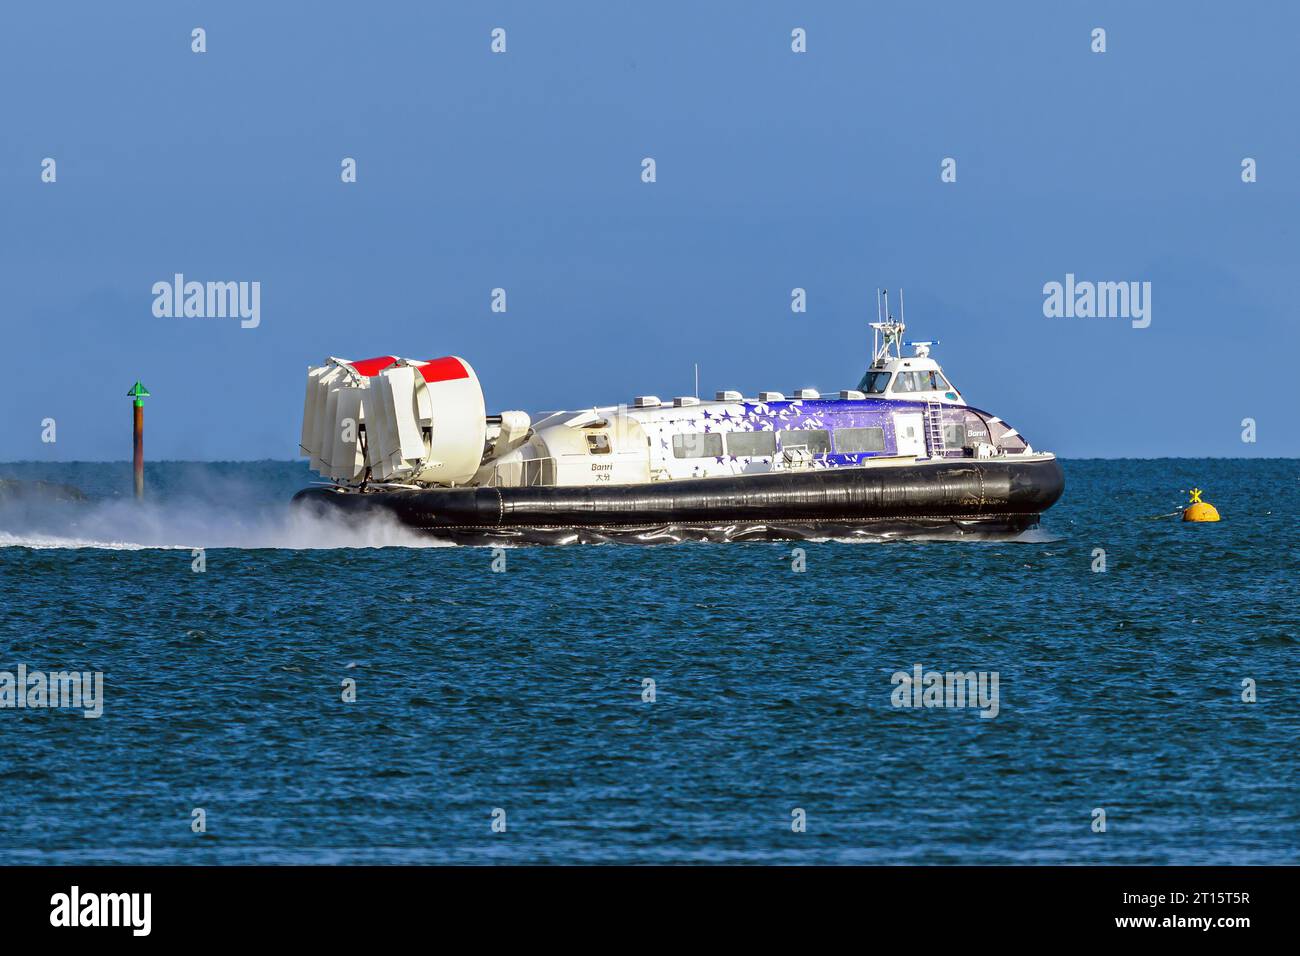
[0,459,1296,864]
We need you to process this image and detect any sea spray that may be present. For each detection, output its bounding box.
[0,466,448,550]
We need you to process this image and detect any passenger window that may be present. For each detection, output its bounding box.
[672,432,723,458]
[779,429,830,455]
[834,426,885,453]
[586,433,611,454]
[727,431,777,457]
[942,423,967,447]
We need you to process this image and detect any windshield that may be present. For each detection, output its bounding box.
[858,370,892,394]
[892,370,950,392]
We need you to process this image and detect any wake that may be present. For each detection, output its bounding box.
[0,485,445,551]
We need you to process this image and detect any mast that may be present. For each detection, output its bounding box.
[869,288,906,367]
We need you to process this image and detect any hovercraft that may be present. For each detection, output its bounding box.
[292,292,1064,544]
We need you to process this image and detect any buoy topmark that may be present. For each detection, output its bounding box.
[1182,487,1220,522]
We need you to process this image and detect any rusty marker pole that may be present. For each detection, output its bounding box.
[127,380,151,498]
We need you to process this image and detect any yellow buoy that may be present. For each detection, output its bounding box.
[1182,487,1220,522]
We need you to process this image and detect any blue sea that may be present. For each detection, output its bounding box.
[0,459,1296,864]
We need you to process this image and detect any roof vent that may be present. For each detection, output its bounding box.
[632,395,661,408]
[792,388,820,400]
[714,389,743,402]
[673,396,701,407]
[757,391,785,402]
[839,389,866,400]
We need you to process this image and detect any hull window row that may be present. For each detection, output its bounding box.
[672,432,724,459]
[834,426,886,453]
[727,431,777,457]
[779,429,831,455]
[671,426,887,459]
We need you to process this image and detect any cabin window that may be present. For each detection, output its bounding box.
[893,371,948,392]
[586,433,611,454]
[726,431,777,457]
[672,432,723,459]
[860,371,892,394]
[778,429,830,455]
[834,426,886,453]
[942,423,967,447]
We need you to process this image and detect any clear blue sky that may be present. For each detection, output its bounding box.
[2,1,1296,460]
